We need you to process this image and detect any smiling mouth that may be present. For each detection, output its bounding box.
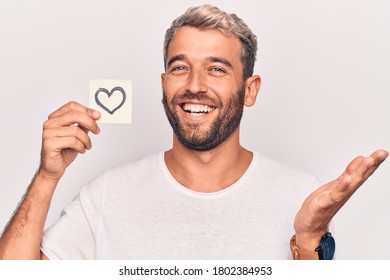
[180,103,216,116]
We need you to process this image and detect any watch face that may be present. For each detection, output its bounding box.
[317,233,335,260]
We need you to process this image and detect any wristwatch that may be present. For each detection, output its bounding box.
[290,232,335,260]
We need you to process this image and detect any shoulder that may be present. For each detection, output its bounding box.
[104,152,162,178]
[96,152,166,191]
[252,151,320,192]
[255,152,315,178]
[81,152,164,196]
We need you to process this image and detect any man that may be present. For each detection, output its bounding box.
[0,4,387,259]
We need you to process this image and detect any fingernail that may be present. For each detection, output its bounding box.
[93,111,101,119]
[379,155,387,163]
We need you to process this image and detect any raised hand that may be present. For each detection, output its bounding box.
[39,101,101,181]
[294,150,388,250]
[0,101,102,259]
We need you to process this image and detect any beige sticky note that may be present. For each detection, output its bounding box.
[89,79,132,124]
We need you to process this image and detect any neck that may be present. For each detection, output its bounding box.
[164,128,253,193]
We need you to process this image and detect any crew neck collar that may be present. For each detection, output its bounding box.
[159,151,258,199]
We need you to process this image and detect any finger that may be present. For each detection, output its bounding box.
[48,101,101,121]
[314,177,353,217]
[343,150,388,194]
[44,110,100,135]
[43,126,93,150]
[79,125,90,135]
[325,150,388,206]
[357,150,389,181]
[330,175,352,202]
[370,149,389,164]
[44,136,88,155]
[337,156,364,180]
[337,150,388,181]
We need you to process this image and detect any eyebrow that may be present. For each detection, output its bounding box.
[166,54,233,69]
[208,57,233,69]
[167,54,186,69]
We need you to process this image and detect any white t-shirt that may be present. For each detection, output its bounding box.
[41,152,320,259]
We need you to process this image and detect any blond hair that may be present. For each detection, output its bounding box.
[163,4,258,80]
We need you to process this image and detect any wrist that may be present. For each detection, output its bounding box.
[32,169,60,196]
[290,232,335,260]
[294,232,326,251]
[290,234,319,260]
[36,167,62,184]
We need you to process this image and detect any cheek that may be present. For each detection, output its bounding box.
[208,83,236,101]
[163,76,185,95]
[208,75,240,93]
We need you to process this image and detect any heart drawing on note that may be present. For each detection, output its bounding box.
[95,86,127,115]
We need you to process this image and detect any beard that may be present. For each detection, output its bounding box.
[162,86,245,151]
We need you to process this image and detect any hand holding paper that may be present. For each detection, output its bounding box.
[40,101,101,181]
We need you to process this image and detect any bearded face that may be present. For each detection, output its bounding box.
[162,86,245,151]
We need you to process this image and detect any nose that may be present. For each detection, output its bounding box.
[186,69,208,94]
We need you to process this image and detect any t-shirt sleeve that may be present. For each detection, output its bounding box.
[40,172,104,259]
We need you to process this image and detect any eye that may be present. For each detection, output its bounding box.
[169,65,188,75]
[208,66,227,76]
[173,66,186,71]
[211,67,225,72]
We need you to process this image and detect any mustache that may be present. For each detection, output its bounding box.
[171,91,222,108]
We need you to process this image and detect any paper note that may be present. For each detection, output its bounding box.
[89,79,132,124]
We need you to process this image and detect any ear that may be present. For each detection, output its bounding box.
[161,73,166,89]
[244,75,261,107]
[160,73,167,104]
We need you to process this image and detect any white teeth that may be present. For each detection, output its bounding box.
[182,103,214,114]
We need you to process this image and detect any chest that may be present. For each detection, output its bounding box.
[95,191,295,259]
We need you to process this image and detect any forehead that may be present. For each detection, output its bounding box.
[167,26,242,66]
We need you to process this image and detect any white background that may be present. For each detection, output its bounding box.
[0,260,389,279]
[0,0,389,259]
